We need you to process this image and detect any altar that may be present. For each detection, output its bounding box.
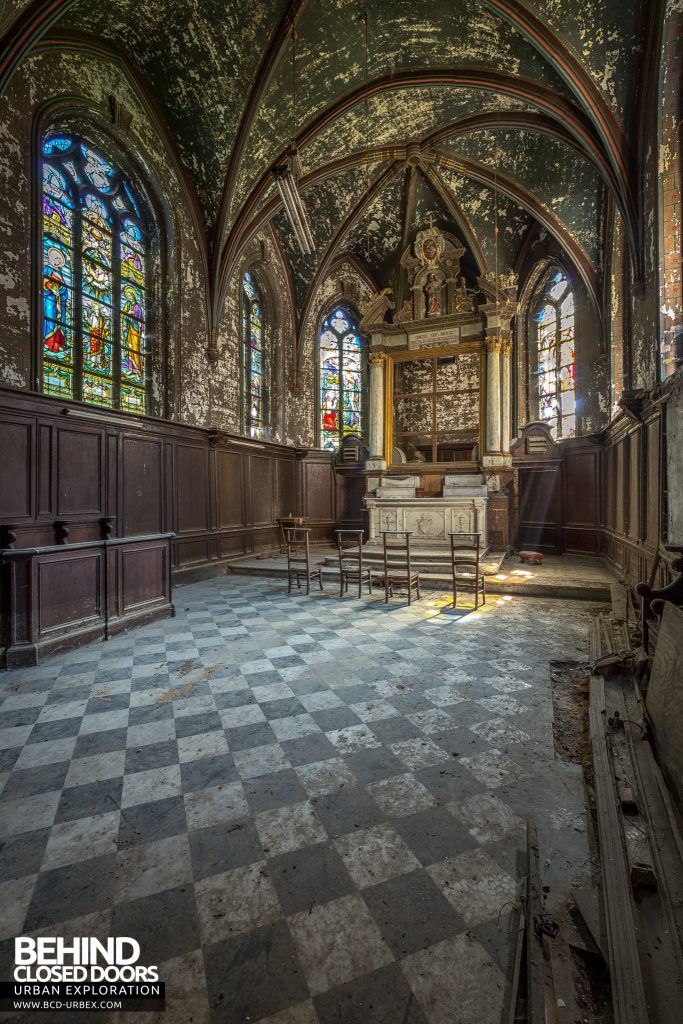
[358,218,517,551]
[366,473,488,547]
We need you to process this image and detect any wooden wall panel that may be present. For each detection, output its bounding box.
[176,444,209,534]
[57,427,103,515]
[564,451,598,526]
[0,388,336,591]
[0,418,32,518]
[276,459,297,520]
[38,424,52,517]
[122,436,163,536]
[120,544,166,610]
[250,455,274,527]
[302,456,335,523]
[517,467,561,552]
[38,553,101,630]
[646,420,660,545]
[217,450,244,529]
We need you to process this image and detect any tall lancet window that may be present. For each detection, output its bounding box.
[530,268,576,438]
[41,134,149,413]
[319,306,364,451]
[242,271,265,436]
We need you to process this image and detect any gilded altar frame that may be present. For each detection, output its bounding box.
[383,341,486,468]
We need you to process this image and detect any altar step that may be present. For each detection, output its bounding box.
[225,549,613,601]
[321,546,503,578]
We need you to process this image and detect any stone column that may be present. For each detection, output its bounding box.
[368,352,386,462]
[500,338,512,454]
[485,336,502,455]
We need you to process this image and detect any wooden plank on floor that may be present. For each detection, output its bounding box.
[526,819,551,1024]
[611,582,629,622]
[590,674,650,1024]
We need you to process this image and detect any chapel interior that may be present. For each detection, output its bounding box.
[1,1,683,1022]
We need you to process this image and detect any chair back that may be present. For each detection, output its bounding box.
[335,530,364,573]
[284,527,311,569]
[381,531,413,579]
[448,532,481,572]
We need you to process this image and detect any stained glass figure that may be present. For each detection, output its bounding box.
[530,269,576,438]
[242,272,266,437]
[41,133,148,413]
[319,306,365,451]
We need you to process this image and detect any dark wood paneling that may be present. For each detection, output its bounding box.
[517,467,561,552]
[217,450,244,528]
[276,459,297,520]
[176,444,209,534]
[0,418,31,518]
[120,544,166,610]
[38,553,101,631]
[122,436,163,536]
[1,534,174,667]
[57,427,103,515]
[0,388,335,593]
[335,469,366,531]
[302,456,335,523]
[564,451,598,526]
[38,424,52,516]
[250,455,274,527]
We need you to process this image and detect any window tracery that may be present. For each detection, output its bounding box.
[41,133,148,413]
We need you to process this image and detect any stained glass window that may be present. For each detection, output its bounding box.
[242,272,266,437]
[530,268,576,439]
[41,134,148,413]
[319,306,364,451]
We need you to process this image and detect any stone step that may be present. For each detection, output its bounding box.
[323,546,500,574]
[227,560,611,602]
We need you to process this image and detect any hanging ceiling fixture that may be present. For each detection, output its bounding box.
[272,144,314,254]
[271,13,314,254]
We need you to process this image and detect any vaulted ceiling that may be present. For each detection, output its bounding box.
[1,0,648,323]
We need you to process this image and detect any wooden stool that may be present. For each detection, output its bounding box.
[519,550,544,565]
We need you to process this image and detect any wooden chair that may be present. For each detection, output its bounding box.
[284,527,324,595]
[335,529,372,598]
[277,515,307,553]
[449,532,485,609]
[380,531,421,604]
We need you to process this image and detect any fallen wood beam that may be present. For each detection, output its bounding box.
[526,820,550,1024]
[590,674,650,1024]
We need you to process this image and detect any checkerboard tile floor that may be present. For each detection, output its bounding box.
[0,577,598,1023]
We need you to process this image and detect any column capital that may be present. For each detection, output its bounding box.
[484,335,503,354]
[368,352,387,368]
[501,338,513,357]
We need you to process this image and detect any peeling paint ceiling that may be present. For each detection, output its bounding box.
[45,0,645,313]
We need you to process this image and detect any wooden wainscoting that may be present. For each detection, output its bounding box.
[0,533,174,668]
[0,388,337,594]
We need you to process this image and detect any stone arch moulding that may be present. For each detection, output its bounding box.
[33,97,178,419]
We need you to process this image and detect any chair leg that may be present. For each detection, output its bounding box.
[416,578,421,600]
[288,573,292,593]
[482,578,486,605]
[339,573,344,598]
[319,570,324,592]
[368,574,373,595]
[385,581,389,604]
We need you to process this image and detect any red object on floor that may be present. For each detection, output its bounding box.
[519,550,543,565]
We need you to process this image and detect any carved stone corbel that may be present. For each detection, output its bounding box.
[207,326,220,362]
